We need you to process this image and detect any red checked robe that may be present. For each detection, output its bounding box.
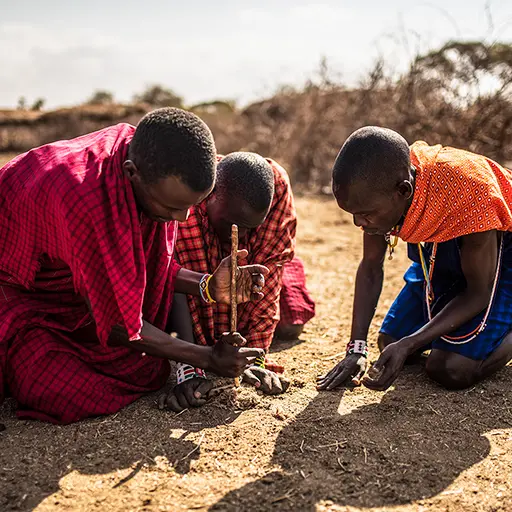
[175,158,313,352]
[0,124,180,424]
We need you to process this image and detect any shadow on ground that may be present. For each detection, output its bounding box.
[210,365,512,511]
[0,389,240,511]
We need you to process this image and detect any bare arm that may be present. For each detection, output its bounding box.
[174,268,205,296]
[317,233,387,390]
[350,233,388,340]
[364,230,499,391]
[402,230,498,352]
[110,320,211,367]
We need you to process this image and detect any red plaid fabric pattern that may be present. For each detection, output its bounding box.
[175,158,297,351]
[0,124,180,423]
[279,256,316,325]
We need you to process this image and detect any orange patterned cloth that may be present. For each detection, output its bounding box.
[398,142,512,243]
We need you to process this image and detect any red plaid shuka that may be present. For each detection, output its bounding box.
[175,158,297,351]
[278,256,316,326]
[0,124,181,424]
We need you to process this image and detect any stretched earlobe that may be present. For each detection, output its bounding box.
[404,180,414,200]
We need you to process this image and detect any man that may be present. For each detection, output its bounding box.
[170,152,315,411]
[0,107,268,424]
[318,126,512,392]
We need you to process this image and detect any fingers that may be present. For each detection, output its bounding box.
[166,393,183,413]
[243,368,262,389]
[269,372,284,395]
[245,263,270,276]
[195,379,214,398]
[351,367,366,387]
[175,389,190,410]
[326,367,353,390]
[362,355,394,391]
[250,291,265,302]
[183,383,205,407]
[279,375,291,393]
[239,347,265,359]
[317,362,343,382]
[158,391,186,412]
[362,365,394,391]
[317,365,352,391]
[221,332,246,346]
[236,249,248,259]
[160,379,213,413]
[252,273,265,290]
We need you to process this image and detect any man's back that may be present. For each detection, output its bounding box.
[0,123,179,346]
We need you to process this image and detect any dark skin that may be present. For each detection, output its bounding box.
[161,188,290,412]
[207,190,290,394]
[99,160,270,379]
[318,177,512,391]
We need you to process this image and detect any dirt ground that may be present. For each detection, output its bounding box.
[0,187,511,511]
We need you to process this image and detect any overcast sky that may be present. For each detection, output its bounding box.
[1,0,512,109]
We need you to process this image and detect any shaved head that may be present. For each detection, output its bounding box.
[332,126,411,198]
[331,127,414,236]
[207,152,275,244]
[216,152,275,211]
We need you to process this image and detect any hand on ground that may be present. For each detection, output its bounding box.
[243,366,290,395]
[158,377,213,412]
[316,353,367,390]
[362,341,408,391]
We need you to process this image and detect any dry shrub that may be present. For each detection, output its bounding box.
[1,41,511,192]
[210,41,512,192]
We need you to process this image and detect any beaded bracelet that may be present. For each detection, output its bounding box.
[176,362,207,385]
[253,355,266,369]
[346,339,369,359]
[199,274,216,304]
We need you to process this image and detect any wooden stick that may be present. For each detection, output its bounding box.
[230,224,241,387]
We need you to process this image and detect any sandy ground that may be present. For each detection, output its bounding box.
[0,182,511,511]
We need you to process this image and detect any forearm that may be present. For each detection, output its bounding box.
[174,268,204,296]
[110,319,211,368]
[402,290,490,353]
[350,260,384,341]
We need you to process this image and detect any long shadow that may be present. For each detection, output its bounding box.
[210,365,512,511]
[0,387,241,511]
[269,336,307,354]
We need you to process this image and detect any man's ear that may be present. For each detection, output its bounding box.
[397,179,414,200]
[123,160,138,181]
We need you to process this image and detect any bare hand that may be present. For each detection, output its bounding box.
[243,366,290,395]
[207,333,265,377]
[158,377,213,412]
[209,249,270,303]
[362,341,409,391]
[316,353,367,390]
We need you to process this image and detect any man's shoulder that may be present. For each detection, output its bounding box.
[264,158,292,197]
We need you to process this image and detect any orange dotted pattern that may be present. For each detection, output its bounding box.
[399,141,512,243]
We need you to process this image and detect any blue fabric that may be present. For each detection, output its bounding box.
[381,233,512,360]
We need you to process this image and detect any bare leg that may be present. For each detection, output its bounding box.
[426,332,512,390]
[377,333,395,351]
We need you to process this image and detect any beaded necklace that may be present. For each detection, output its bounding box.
[417,237,503,344]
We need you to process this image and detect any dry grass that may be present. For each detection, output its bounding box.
[1,196,510,512]
[2,41,511,192]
